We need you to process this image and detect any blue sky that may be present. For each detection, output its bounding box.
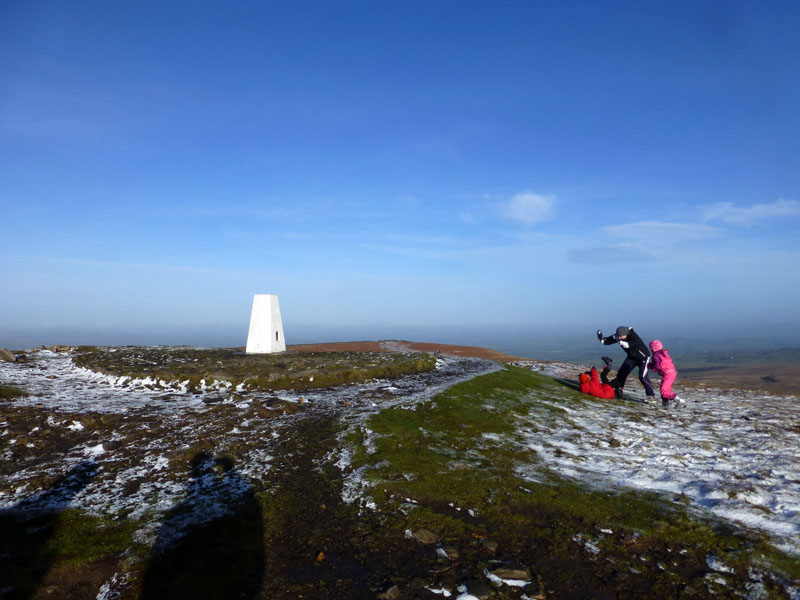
[2,1,799,348]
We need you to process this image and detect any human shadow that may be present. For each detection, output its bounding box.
[140,452,265,600]
[552,375,582,393]
[0,461,98,600]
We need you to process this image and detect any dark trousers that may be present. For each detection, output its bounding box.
[613,356,655,397]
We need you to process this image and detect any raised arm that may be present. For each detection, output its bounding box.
[597,329,618,346]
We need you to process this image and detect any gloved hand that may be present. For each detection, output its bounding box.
[596,329,603,341]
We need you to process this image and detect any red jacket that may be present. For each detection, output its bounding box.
[579,367,615,399]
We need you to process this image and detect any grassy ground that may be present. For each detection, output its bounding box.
[348,365,800,598]
[72,346,436,391]
[0,382,26,400]
[2,361,798,599]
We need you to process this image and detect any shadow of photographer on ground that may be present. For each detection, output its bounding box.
[0,460,98,600]
[140,451,265,600]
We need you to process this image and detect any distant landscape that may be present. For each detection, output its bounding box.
[492,339,800,396]
[5,326,800,396]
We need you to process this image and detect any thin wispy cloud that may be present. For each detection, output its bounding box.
[284,232,313,240]
[567,243,652,264]
[191,204,296,220]
[360,231,552,263]
[0,68,148,145]
[567,221,724,265]
[602,221,724,242]
[379,232,476,247]
[500,192,555,226]
[38,256,253,276]
[362,232,475,259]
[702,199,800,225]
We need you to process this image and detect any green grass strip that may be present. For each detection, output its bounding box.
[350,365,800,589]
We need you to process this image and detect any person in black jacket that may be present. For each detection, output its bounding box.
[596,326,656,401]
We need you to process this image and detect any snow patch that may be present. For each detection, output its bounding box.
[510,361,800,556]
[484,568,531,588]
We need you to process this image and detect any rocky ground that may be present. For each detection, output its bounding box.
[1,343,798,599]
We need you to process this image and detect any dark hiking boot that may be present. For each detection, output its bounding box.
[615,387,624,400]
[601,356,613,367]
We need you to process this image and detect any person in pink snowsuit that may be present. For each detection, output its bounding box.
[649,339,678,401]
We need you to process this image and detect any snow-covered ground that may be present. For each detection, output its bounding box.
[2,350,799,567]
[515,359,800,557]
[0,350,499,524]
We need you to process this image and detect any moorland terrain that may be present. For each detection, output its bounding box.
[1,341,798,599]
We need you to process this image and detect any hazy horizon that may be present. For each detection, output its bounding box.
[5,321,800,365]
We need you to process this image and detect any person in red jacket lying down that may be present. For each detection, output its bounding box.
[578,357,616,399]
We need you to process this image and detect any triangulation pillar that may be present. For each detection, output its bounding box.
[245,294,286,353]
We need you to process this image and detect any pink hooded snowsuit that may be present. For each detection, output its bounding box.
[649,339,677,400]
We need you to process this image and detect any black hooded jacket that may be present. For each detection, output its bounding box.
[601,328,650,361]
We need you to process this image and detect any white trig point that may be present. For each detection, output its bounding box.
[246,294,286,353]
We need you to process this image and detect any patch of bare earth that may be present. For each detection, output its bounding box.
[680,363,800,396]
